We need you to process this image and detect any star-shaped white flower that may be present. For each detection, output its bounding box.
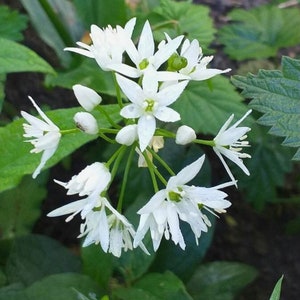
[21,96,61,178]
[116,73,188,151]
[65,18,136,71]
[213,110,252,184]
[109,20,187,81]
[134,155,234,251]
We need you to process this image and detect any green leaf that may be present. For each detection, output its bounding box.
[0,176,46,239]
[232,56,300,160]
[0,74,5,112]
[0,38,55,74]
[19,0,73,67]
[173,76,249,135]
[152,0,215,52]
[218,5,300,60]
[0,105,120,193]
[186,261,258,300]
[0,5,28,41]
[73,0,126,28]
[0,283,26,300]
[25,273,103,300]
[269,275,284,300]
[81,244,113,289]
[6,234,81,286]
[113,271,192,300]
[45,60,116,96]
[238,132,293,210]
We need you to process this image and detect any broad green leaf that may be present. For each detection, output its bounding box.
[186,261,258,300]
[0,176,46,239]
[232,56,300,160]
[73,0,126,28]
[45,60,116,96]
[0,5,27,41]
[153,0,215,52]
[238,132,293,210]
[0,270,6,288]
[113,271,192,300]
[269,276,284,300]
[6,234,81,286]
[173,76,249,135]
[0,105,120,193]
[25,273,103,300]
[0,74,5,112]
[0,38,55,74]
[218,5,300,60]
[19,0,73,67]
[81,244,113,289]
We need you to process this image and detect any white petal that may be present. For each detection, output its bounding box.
[72,85,102,111]
[120,104,142,119]
[138,20,154,59]
[154,107,180,122]
[137,190,166,214]
[191,68,231,81]
[157,80,188,106]
[137,115,156,152]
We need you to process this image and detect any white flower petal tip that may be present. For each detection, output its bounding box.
[72,85,102,111]
[21,96,61,178]
[175,125,196,145]
[213,110,252,182]
[74,112,99,135]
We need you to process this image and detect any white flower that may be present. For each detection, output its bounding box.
[47,162,111,221]
[21,96,61,179]
[74,112,99,135]
[134,155,234,251]
[213,110,252,184]
[72,85,102,111]
[116,73,188,151]
[109,20,187,81]
[65,18,136,71]
[178,39,231,80]
[176,125,196,145]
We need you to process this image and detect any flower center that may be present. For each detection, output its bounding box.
[139,58,149,70]
[144,99,155,112]
[167,53,188,71]
[168,187,184,202]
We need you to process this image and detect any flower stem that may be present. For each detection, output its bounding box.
[107,145,126,168]
[112,72,123,109]
[149,148,175,176]
[60,128,80,135]
[97,105,121,129]
[143,151,159,192]
[194,139,215,147]
[117,145,135,212]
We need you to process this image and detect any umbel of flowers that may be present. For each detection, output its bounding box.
[21,18,252,257]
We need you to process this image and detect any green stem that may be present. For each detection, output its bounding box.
[112,72,123,108]
[60,128,80,135]
[149,149,175,176]
[98,132,116,144]
[109,145,127,182]
[194,139,215,147]
[106,145,126,168]
[97,105,121,129]
[143,151,159,192]
[155,128,176,138]
[117,145,135,212]
[151,20,179,32]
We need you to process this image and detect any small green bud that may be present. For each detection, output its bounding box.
[167,53,188,71]
[168,190,182,202]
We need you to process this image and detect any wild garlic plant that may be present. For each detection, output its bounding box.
[21,18,252,257]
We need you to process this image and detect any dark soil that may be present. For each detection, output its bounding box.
[2,1,300,300]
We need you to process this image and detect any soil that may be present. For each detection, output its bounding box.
[2,1,300,300]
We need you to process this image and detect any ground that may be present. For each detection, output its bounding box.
[2,0,300,299]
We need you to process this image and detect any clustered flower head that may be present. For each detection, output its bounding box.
[21,17,252,257]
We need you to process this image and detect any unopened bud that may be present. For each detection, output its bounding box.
[73,84,102,111]
[116,124,138,146]
[74,112,98,135]
[176,125,196,145]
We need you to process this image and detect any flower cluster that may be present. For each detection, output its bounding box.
[21,18,252,256]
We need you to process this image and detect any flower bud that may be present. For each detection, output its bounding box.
[176,125,196,145]
[116,124,138,146]
[73,84,102,111]
[74,112,98,135]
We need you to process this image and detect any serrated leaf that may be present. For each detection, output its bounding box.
[45,60,116,96]
[152,0,215,52]
[0,5,28,41]
[269,276,284,300]
[219,5,300,60]
[0,105,121,193]
[186,261,258,300]
[0,176,46,239]
[25,273,103,300]
[0,38,55,74]
[232,56,300,160]
[113,272,192,300]
[6,234,81,286]
[173,76,248,135]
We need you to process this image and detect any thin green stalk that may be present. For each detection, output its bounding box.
[106,145,126,168]
[143,151,159,192]
[155,128,176,138]
[149,149,175,176]
[110,145,127,182]
[60,128,80,135]
[98,132,116,144]
[97,105,121,129]
[194,139,215,147]
[117,145,135,212]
